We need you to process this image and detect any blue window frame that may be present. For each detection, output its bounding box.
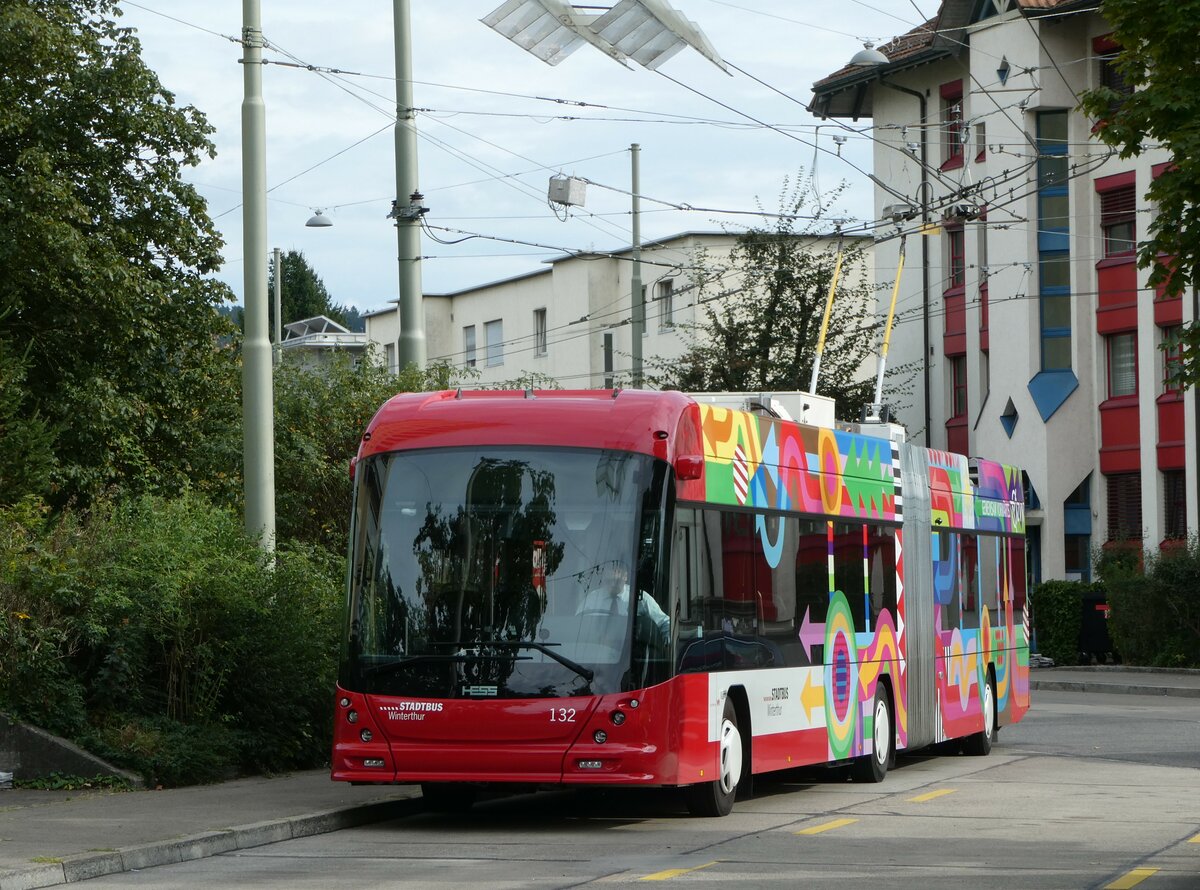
[1037,111,1071,371]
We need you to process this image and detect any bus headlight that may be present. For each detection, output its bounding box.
[593,729,608,744]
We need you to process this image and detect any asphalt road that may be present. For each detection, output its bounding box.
[83,691,1200,889]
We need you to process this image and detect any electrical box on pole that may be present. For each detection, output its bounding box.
[548,175,587,207]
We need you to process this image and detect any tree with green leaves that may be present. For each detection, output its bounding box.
[651,177,910,421]
[267,249,365,333]
[0,0,237,504]
[1079,1,1200,385]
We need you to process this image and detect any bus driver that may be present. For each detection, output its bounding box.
[578,561,671,653]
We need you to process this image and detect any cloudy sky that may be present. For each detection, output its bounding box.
[117,1,930,313]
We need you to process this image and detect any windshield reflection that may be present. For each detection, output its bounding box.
[344,447,660,698]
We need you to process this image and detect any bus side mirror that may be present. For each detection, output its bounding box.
[349,456,358,480]
[674,455,704,481]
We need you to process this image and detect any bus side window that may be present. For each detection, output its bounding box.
[935,530,961,631]
[868,526,898,626]
[673,511,699,639]
[979,535,1000,617]
[961,534,980,630]
[795,520,827,665]
[832,522,867,632]
[719,511,758,635]
[1011,536,1028,634]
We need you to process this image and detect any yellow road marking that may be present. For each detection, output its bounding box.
[1104,867,1159,889]
[1189,833,1200,844]
[795,817,859,835]
[908,788,956,803]
[641,861,719,881]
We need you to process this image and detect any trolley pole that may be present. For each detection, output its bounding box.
[630,143,643,388]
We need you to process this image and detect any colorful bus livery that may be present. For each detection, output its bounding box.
[333,389,1030,815]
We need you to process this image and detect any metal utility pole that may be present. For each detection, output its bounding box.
[630,143,643,388]
[393,0,426,370]
[241,0,275,550]
[272,247,282,366]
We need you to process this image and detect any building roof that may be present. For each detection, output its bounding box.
[283,315,352,338]
[280,315,366,352]
[808,0,1096,120]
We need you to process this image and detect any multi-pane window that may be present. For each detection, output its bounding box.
[1106,332,1136,398]
[1096,37,1132,117]
[1106,472,1142,541]
[1037,110,1071,371]
[1100,185,1136,257]
[947,226,965,288]
[950,355,968,418]
[463,325,477,368]
[1161,326,1183,393]
[1163,470,1187,540]
[484,319,504,367]
[534,308,547,356]
[941,80,964,167]
[657,279,674,330]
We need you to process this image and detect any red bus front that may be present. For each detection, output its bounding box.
[332,437,704,789]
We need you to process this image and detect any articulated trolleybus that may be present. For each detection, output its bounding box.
[332,389,1030,815]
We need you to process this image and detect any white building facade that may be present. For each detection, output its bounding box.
[366,230,873,390]
[811,0,1198,584]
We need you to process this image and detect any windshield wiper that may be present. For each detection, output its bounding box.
[362,653,469,677]
[364,644,594,684]
[479,640,595,683]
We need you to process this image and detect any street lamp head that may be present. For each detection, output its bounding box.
[848,41,889,68]
[306,210,333,228]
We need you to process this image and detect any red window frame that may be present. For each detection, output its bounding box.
[1106,331,1137,399]
[950,355,968,418]
[1099,184,1136,258]
[947,226,965,289]
[1162,326,1184,393]
[941,80,964,169]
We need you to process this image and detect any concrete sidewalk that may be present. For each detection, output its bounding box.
[1,668,1196,889]
[1029,664,1200,698]
[0,771,421,890]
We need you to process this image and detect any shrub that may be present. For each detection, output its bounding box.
[0,492,343,785]
[1030,580,1089,666]
[1102,537,1200,667]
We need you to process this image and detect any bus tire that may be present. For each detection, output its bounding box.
[851,685,892,783]
[686,697,742,817]
[421,782,477,812]
[963,672,996,756]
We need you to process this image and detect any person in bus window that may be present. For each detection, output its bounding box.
[578,561,670,649]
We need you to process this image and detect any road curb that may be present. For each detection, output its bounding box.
[1031,679,1200,698]
[0,794,423,889]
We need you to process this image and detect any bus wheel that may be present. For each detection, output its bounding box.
[963,673,996,756]
[421,782,477,812]
[851,686,892,783]
[686,698,742,817]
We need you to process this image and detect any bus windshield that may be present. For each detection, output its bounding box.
[342,446,669,699]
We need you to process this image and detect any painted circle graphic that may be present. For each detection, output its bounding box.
[818,428,844,515]
[823,591,858,761]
